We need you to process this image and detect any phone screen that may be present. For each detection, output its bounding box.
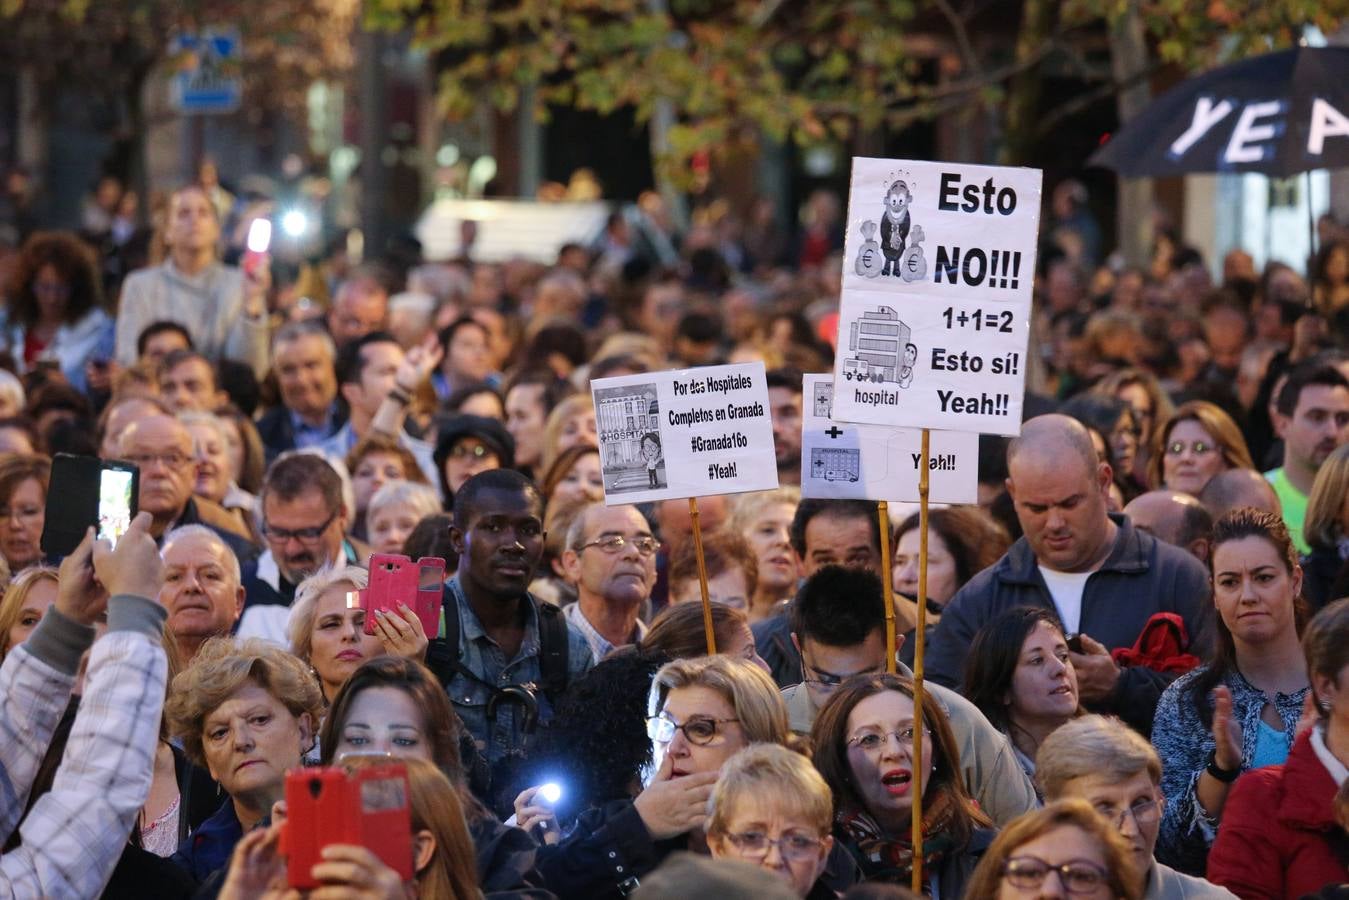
[98,468,134,546]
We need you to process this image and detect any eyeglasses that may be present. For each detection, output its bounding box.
[449,443,497,461]
[801,654,879,695]
[1093,796,1162,830]
[846,726,930,753]
[124,451,192,470]
[1001,856,1109,894]
[646,713,738,746]
[577,534,661,557]
[723,830,823,863]
[1165,440,1215,456]
[0,505,42,524]
[262,511,338,543]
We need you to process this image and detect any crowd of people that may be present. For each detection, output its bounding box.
[0,172,1347,900]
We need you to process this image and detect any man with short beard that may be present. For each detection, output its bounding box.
[766,368,803,486]
[1265,363,1349,553]
[237,453,366,643]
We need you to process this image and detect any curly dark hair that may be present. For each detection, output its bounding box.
[5,231,102,329]
[515,649,671,825]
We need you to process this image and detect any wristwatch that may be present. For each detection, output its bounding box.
[1205,749,1240,783]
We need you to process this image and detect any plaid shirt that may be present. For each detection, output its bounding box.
[0,597,168,898]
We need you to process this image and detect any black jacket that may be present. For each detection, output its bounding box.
[536,800,858,899]
[255,403,346,464]
[1301,544,1349,612]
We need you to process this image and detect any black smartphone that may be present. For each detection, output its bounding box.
[1066,633,1085,654]
[40,454,139,557]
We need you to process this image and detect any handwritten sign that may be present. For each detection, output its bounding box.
[591,362,779,505]
[830,157,1042,436]
[800,375,978,503]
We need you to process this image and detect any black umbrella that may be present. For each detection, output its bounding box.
[1090,45,1349,178]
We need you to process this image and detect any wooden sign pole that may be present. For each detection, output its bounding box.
[911,428,931,894]
[688,496,717,655]
[878,499,896,674]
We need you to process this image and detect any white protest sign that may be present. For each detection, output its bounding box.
[830,157,1042,436]
[591,362,779,505]
[800,375,978,503]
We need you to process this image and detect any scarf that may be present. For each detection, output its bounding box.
[836,787,960,890]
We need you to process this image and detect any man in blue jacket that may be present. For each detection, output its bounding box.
[926,415,1211,734]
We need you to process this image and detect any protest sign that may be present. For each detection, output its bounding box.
[591,362,779,506]
[830,158,1043,436]
[800,375,978,504]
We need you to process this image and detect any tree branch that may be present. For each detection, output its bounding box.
[1031,57,1163,138]
[930,0,983,83]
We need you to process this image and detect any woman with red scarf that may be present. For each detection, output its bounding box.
[811,673,995,894]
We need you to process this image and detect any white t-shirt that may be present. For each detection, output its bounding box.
[1036,566,1092,635]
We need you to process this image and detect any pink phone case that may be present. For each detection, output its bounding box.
[361,553,446,637]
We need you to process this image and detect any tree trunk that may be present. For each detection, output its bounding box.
[999,0,1052,166]
[1109,0,1153,267]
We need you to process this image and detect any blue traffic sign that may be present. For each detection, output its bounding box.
[170,30,243,115]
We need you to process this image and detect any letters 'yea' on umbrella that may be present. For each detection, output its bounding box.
[1090,45,1349,178]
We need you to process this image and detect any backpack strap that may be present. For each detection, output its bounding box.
[535,600,571,703]
[426,585,570,703]
[425,584,462,689]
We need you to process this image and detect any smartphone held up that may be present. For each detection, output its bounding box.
[244,217,272,276]
[282,762,414,889]
[40,453,139,557]
[359,553,446,637]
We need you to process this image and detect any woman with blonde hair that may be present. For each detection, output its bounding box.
[707,744,836,898]
[538,393,597,478]
[963,799,1144,900]
[1148,401,1255,496]
[727,487,802,622]
[0,565,57,660]
[534,655,793,898]
[1302,443,1349,610]
[286,564,427,703]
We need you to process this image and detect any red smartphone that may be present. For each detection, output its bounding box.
[282,763,414,889]
[361,553,446,638]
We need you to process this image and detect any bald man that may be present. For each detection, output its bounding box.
[119,414,257,559]
[1123,490,1213,562]
[926,415,1211,733]
[1197,468,1282,521]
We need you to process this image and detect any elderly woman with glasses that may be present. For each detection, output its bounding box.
[707,743,838,899]
[963,799,1144,900]
[811,673,994,893]
[1035,716,1236,899]
[534,655,838,899]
